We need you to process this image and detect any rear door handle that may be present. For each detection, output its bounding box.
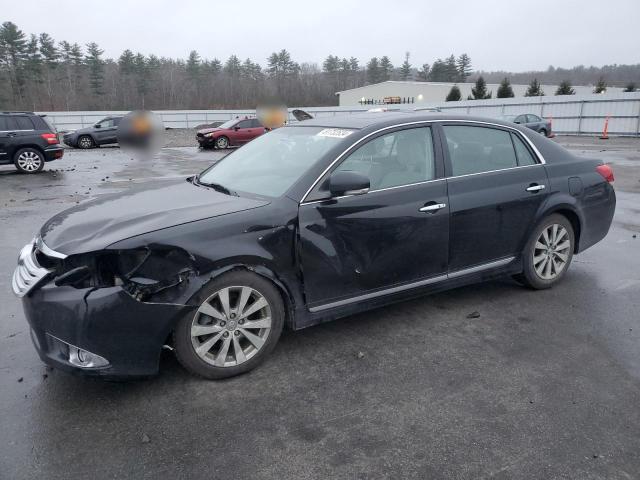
[526,184,545,192]
[419,202,447,213]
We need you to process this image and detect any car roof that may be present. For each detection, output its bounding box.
[290,111,521,130]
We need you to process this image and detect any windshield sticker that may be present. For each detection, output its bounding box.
[317,128,355,138]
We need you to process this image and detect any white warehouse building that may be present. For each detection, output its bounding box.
[336,81,624,107]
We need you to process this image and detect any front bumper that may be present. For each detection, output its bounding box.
[22,284,193,378]
[14,240,195,378]
[197,135,215,147]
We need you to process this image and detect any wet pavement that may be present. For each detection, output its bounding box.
[1,139,639,479]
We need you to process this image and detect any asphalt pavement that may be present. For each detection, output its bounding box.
[1,137,639,479]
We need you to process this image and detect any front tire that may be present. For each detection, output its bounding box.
[539,128,547,137]
[77,135,95,149]
[517,214,575,289]
[14,148,44,174]
[215,136,229,149]
[174,270,284,379]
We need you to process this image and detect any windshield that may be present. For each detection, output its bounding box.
[198,126,353,197]
[217,119,238,129]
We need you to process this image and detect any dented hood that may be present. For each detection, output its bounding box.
[40,178,269,255]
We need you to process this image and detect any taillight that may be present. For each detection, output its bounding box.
[41,133,58,145]
[596,164,614,183]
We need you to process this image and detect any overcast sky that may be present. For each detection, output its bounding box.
[3,0,639,72]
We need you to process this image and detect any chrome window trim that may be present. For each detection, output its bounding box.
[299,119,546,205]
[301,178,446,206]
[0,129,35,133]
[446,162,544,181]
[308,256,516,313]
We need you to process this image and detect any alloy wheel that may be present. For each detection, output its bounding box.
[216,137,228,149]
[533,223,571,280]
[190,286,272,367]
[79,136,93,148]
[17,151,42,172]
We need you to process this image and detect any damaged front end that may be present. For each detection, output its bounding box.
[50,243,198,303]
[13,237,199,378]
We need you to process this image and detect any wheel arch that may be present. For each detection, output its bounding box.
[538,199,583,253]
[12,144,45,160]
[186,263,297,330]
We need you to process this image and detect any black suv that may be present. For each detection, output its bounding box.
[0,112,64,173]
[62,116,123,149]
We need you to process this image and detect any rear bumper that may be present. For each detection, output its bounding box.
[44,146,64,161]
[21,283,194,379]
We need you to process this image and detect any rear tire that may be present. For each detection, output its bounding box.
[173,270,284,379]
[14,148,44,174]
[77,135,95,149]
[539,128,547,137]
[517,214,575,289]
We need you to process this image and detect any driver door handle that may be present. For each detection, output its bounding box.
[419,203,447,213]
[526,184,545,192]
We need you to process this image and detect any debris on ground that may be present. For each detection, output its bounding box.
[356,351,365,359]
[467,311,481,319]
[141,433,150,444]
[17,377,23,383]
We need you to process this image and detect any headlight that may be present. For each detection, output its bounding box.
[204,132,214,138]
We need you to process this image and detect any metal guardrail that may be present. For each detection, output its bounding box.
[37,92,640,136]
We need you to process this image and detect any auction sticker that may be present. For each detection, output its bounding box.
[317,128,355,138]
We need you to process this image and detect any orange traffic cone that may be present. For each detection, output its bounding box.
[600,116,610,140]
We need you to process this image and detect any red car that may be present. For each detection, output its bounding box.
[196,117,265,149]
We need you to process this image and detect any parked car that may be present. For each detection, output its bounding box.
[13,113,615,380]
[503,114,552,137]
[63,116,123,149]
[196,117,265,149]
[0,111,64,173]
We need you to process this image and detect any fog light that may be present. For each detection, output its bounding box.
[69,345,109,369]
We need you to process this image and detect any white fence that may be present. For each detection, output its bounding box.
[38,91,640,136]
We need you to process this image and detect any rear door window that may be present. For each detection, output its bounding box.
[236,120,252,129]
[250,119,262,128]
[443,125,518,176]
[0,117,7,130]
[13,116,35,130]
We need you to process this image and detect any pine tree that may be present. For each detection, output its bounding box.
[379,56,393,81]
[186,50,201,80]
[428,59,447,82]
[0,21,28,105]
[417,63,430,81]
[366,57,381,84]
[84,42,105,97]
[496,77,514,98]
[400,52,411,81]
[445,54,458,82]
[446,85,461,101]
[322,55,339,74]
[525,78,544,96]
[555,80,575,95]
[594,76,607,93]
[624,82,637,92]
[470,76,491,99]
[456,53,472,82]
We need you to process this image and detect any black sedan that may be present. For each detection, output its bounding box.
[13,113,615,380]
[503,114,553,137]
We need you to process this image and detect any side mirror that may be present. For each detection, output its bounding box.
[234,126,240,131]
[94,123,101,128]
[328,171,370,197]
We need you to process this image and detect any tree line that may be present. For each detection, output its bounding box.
[1,21,638,111]
[444,75,637,102]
